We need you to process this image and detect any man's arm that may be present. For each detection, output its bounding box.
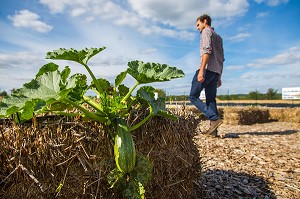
[218,65,223,87]
[198,53,209,82]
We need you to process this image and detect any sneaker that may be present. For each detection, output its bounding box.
[211,129,218,137]
[205,129,219,137]
[205,118,223,136]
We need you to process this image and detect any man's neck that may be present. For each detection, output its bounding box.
[201,25,211,33]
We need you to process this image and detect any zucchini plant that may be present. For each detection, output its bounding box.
[0,47,185,198]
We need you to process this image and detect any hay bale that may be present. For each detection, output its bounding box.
[134,116,201,199]
[0,118,117,199]
[269,108,300,123]
[0,114,201,199]
[167,105,224,121]
[223,107,270,125]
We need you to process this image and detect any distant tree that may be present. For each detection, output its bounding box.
[266,88,277,100]
[10,88,16,94]
[248,90,261,100]
[0,90,8,96]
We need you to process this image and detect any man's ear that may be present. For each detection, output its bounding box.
[203,19,208,25]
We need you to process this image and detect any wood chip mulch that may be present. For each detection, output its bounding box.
[195,121,300,199]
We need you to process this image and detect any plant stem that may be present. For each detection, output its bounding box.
[64,98,106,123]
[82,63,103,94]
[52,111,81,117]
[83,95,103,112]
[122,81,139,103]
[129,107,153,132]
[118,99,137,119]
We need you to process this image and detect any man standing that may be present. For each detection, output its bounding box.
[189,14,224,137]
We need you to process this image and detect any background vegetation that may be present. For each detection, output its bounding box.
[0,87,294,101]
[165,88,283,101]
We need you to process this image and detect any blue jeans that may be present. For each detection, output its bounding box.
[189,69,219,120]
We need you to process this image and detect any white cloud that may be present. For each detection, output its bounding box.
[256,11,269,18]
[255,0,289,6]
[222,68,300,95]
[0,51,45,69]
[71,7,87,17]
[240,69,300,85]
[139,48,158,55]
[128,0,249,29]
[226,65,245,70]
[248,47,300,68]
[227,33,251,42]
[8,10,53,33]
[38,0,250,39]
[226,46,300,93]
[0,51,48,91]
[40,0,102,13]
[138,25,195,40]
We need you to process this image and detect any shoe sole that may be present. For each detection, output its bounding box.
[205,120,223,136]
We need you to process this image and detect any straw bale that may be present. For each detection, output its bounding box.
[169,105,224,121]
[222,107,270,125]
[269,108,300,123]
[0,113,201,199]
[168,105,300,125]
[134,114,201,199]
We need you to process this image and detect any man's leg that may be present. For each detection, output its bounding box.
[205,71,219,117]
[189,70,219,120]
[204,71,222,136]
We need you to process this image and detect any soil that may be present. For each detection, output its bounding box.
[195,121,300,199]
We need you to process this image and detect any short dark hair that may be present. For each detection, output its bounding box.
[197,14,211,26]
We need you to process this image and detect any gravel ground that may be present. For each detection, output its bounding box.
[195,121,300,199]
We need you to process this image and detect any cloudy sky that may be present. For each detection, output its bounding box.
[1,0,299,96]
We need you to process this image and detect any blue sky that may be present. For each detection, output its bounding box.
[0,0,299,96]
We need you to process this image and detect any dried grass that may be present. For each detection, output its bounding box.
[222,107,270,125]
[269,108,300,123]
[0,112,201,199]
[175,105,300,125]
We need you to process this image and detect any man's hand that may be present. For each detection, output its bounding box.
[198,53,209,83]
[217,79,222,87]
[198,70,205,82]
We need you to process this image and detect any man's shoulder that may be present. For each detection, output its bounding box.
[203,27,212,34]
[202,28,212,38]
[212,30,223,41]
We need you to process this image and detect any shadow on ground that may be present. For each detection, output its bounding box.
[221,129,299,138]
[199,169,276,199]
[236,129,298,136]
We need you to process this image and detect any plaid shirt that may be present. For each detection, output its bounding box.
[200,27,224,75]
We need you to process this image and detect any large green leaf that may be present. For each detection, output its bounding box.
[118,84,130,97]
[2,69,87,120]
[64,73,88,102]
[0,96,43,122]
[36,62,59,78]
[61,66,71,83]
[137,86,177,120]
[45,47,106,65]
[21,70,62,102]
[2,95,29,108]
[127,61,185,84]
[90,78,111,94]
[115,71,127,88]
[19,99,45,122]
[0,102,9,117]
[131,155,153,186]
[22,63,60,90]
[1,95,30,117]
[123,179,145,199]
[20,70,87,103]
[107,167,126,189]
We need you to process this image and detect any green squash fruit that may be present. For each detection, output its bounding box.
[114,119,136,173]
